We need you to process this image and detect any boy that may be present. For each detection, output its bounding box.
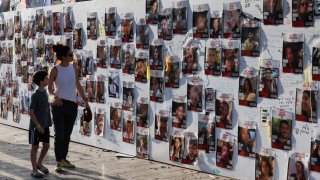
[29,70,52,178]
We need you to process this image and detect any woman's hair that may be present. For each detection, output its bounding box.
[295,161,305,177]
[261,157,273,176]
[302,90,317,115]
[52,44,70,60]
[244,78,253,93]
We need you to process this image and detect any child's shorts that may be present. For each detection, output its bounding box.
[29,127,50,145]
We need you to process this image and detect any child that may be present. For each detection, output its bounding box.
[29,70,52,178]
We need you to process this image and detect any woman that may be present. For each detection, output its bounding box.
[290,161,306,180]
[48,44,89,172]
[260,157,273,180]
[184,48,197,71]
[243,78,256,102]
[301,90,317,120]
[152,46,161,66]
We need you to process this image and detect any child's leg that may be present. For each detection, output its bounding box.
[37,142,49,166]
[31,145,39,172]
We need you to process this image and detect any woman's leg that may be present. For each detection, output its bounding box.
[52,106,65,162]
[62,102,78,160]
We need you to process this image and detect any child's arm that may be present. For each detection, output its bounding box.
[29,109,44,134]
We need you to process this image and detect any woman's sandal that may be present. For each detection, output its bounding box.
[31,171,43,178]
[37,165,49,174]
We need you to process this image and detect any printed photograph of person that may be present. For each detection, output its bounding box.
[110,45,121,69]
[169,133,183,162]
[64,7,73,32]
[14,11,21,33]
[205,45,221,76]
[158,9,172,40]
[181,137,198,165]
[96,41,107,68]
[86,80,96,102]
[0,0,10,12]
[12,102,20,123]
[87,12,97,40]
[198,115,211,152]
[110,105,121,131]
[241,23,260,57]
[95,77,105,103]
[44,11,52,35]
[44,41,54,63]
[150,73,164,102]
[7,18,13,40]
[187,80,203,112]
[255,154,274,180]
[150,45,164,70]
[312,47,320,80]
[287,153,309,180]
[122,81,134,111]
[122,46,135,74]
[215,92,233,129]
[210,15,222,38]
[272,110,292,150]
[0,21,5,41]
[14,34,21,56]
[222,41,239,77]
[165,59,180,88]
[295,89,317,123]
[80,109,91,136]
[122,111,134,144]
[146,0,159,24]
[94,109,105,136]
[311,139,320,172]
[155,111,168,142]
[135,56,148,83]
[205,88,215,112]
[28,17,36,39]
[36,35,44,57]
[283,35,304,74]
[238,126,256,157]
[105,8,117,36]
[21,20,29,39]
[223,2,241,38]
[53,12,61,35]
[12,80,18,97]
[136,99,149,128]
[182,47,198,75]
[193,4,209,39]
[292,0,313,27]
[121,13,134,43]
[36,9,44,32]
[239,77,257,107]
[259,67,279,99]
[73,28,82,49]
[108,76,119,98]
[263,0,283,25]
[84,51,95,75]
[216,139,233,169]
[172,99,186,129]
[136,20,149,49]
[172,1,187,34]
[136,128,149,159]
[0,98,7,119]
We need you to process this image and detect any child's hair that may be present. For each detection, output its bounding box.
[52,43,70,60]
[33,70,48,86]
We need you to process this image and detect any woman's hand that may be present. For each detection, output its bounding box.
[52,96,63,106]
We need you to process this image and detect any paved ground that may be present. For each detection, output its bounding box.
[0,124,232,180]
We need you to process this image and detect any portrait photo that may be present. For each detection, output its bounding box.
[255,153,275,180]
[136,99,149,128]
[172,97,186,129]
[165,61,180,88]
[292,0,313,27]
[259,66,279,99]
[295,89,317,123]
[271,110,292,150]
[110,105,121,131]
[263,0,284,25]
[155,111,168,142]
[216,139,234,169]
[193,4,209,39]
[182,47,198,75]
[187,80,203,112]
[146,0,159,24]
[105,8,117,36]
[282,34,304,74]
[238,77,257,107]
[150,74,164,102]
[172,1,187,34]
